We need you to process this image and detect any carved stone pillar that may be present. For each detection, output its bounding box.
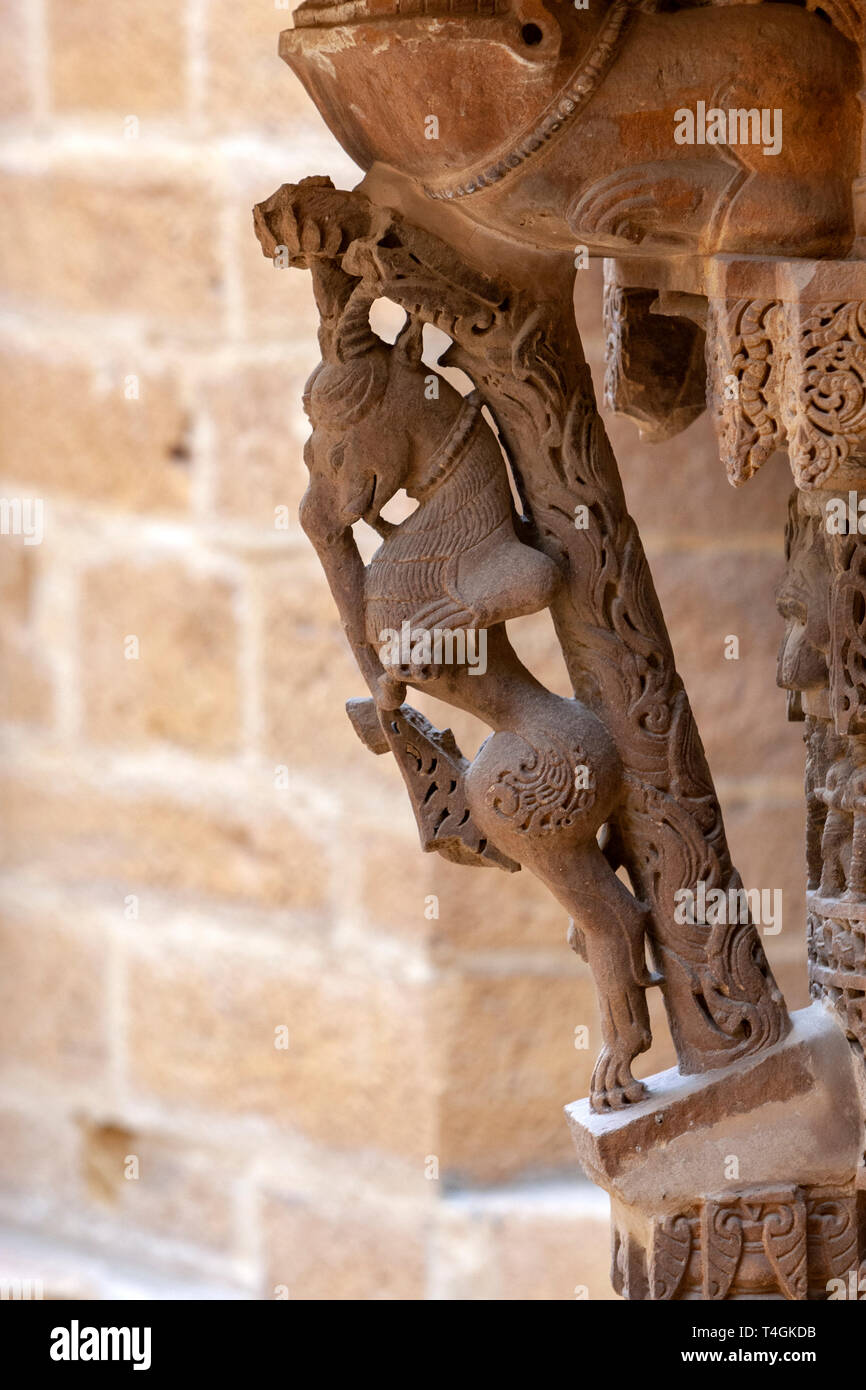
[257,0,866,1298]
[588,256,866,1296]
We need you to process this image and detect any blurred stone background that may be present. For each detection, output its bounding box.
[0,0,805,1299]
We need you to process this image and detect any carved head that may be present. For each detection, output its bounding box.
[300,288,461,536]
[301,352,396,533]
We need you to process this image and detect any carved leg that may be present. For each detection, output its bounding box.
[463,722,653,1111]
[523,837,653,1112]
[572,858,653,1112]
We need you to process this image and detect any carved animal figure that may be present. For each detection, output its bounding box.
[300,285,655,1110]
[257,177,789,1115]
[282,0,863,258]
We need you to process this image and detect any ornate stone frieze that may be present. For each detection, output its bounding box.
[603,259,866,493]
[632,1185,861,1301]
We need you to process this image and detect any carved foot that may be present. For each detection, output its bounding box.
[590,1044,648,1113]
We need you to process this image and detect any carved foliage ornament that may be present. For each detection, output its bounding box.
[641,1187,858,1302]
[702,297,866,490]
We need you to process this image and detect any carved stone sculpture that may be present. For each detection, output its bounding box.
[255,176,788,1113]
[257,0,866,1297]
[282,0,862,257]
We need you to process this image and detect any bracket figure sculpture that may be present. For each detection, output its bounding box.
[255,0,866,1299]
[306,299,654,1111]
[255,178,787,1115]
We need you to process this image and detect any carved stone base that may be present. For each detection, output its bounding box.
[566,1004,865,1299]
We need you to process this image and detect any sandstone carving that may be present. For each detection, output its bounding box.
[258,0,866,1297]
[255,176,787,1112]
[777,490,866,1069]
[282,1,862,258]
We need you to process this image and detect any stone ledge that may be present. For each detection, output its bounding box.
[565,1003,860,1212]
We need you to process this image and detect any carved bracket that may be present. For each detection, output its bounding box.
[255,177,788,1117]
